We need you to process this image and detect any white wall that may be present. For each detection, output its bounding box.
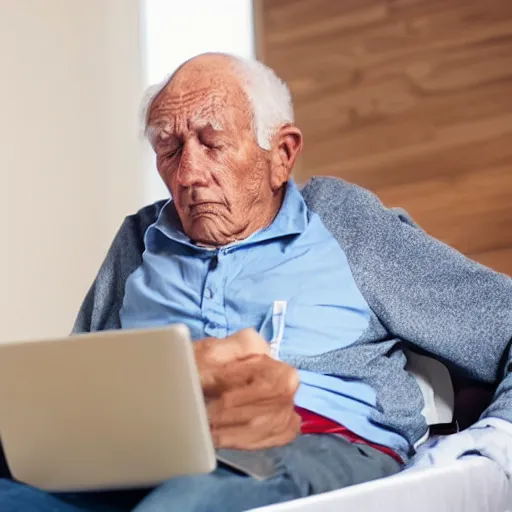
[0,0,255,342]
[0,0,146,341]
[141,0,255,203]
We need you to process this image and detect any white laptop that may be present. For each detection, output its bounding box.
[0,325,216,492]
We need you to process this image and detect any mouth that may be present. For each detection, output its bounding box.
[188,202,223,216]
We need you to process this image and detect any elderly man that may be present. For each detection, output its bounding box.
[2,52,512,511]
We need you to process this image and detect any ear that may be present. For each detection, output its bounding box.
[269,124,303,191]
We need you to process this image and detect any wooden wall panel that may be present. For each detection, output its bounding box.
[255,0,512,275]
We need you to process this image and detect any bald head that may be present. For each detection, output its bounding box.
[167,53,243,90]
[147,54,252,148]
[145,53,294,150]
[145,53,303,248]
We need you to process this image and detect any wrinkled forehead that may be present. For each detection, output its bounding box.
[146,74,251,142]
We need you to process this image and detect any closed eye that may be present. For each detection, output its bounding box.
[165,146,181,159]
[198,132,223,151]
[204,143,222,151]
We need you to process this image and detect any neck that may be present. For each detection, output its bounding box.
[245,185,286,236]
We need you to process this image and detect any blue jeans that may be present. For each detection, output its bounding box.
[0,435,401,512]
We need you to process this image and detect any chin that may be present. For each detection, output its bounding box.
[186,218,229,248]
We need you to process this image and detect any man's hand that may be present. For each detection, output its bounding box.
[406,417,512,479]
[194,329,301,451]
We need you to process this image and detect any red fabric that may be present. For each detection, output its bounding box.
[296,406,403,464]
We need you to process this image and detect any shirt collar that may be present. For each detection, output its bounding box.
[151,179,308,251]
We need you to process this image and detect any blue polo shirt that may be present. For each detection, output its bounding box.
[119,180,406,451]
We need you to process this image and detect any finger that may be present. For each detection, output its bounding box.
[208,399,291,429]
[212,410,301,450]
[200,355,263,397]
[196,331,269,392]
[214,354,299,391]
[204,354,267,394]
[196,329,269,368]
[213,357,300,407]
[229,328,271,357]
[201,355,268,398]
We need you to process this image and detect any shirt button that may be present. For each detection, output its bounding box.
[205,287,213,299]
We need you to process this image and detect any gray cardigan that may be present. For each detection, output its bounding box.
[73,177,512,462]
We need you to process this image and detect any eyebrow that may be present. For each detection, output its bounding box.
[147,116,226,149]
[190,118,225,132]
[147,125,173,149]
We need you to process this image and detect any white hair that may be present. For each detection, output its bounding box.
[142,54,294,150]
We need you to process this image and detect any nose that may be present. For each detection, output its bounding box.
[175,140,209,188]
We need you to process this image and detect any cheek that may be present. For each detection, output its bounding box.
[214,146,261,182]
[231,152,268,192]
[157,166,183,208]
[157,160,176,188]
